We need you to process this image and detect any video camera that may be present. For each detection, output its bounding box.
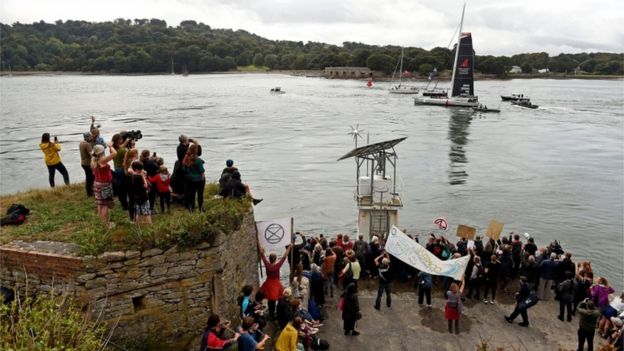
[120,130,143,142]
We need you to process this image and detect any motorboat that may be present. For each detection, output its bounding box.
[270,87,285,94]
[472,104,500,113]
[501,93,530,102]
[511,100,538,109]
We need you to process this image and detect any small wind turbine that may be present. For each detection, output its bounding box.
[348,124,364,148]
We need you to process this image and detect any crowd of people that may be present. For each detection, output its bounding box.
[198,231,622,351]
[40,117,261,227]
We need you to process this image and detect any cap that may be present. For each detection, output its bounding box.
[226,159,234,167]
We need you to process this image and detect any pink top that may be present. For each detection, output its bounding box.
[591,284,615,307]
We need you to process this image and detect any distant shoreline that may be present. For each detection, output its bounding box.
[0,70,622,81]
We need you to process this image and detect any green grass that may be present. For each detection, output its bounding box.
[237,64,269,72]
[0,183,249,256]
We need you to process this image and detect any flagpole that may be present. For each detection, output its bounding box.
[290,217,294,284]
[255,222,263,279]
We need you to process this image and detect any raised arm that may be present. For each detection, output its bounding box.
[101,141,117,163]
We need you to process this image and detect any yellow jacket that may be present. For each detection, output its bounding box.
[39,142,62,165]
[274,323,298,351]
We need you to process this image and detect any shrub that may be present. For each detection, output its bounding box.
[0,288,108,350]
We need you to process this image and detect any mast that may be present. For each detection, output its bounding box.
[398,48,404,87]
[450,2,466,94]
[170,57,174,75]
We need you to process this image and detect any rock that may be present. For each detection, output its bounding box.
[98,252,126,262]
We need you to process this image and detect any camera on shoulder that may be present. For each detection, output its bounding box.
[120,130,143,142]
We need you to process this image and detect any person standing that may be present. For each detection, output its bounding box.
[91,143,116,224]
[483,254,500,304]
[467,255,484,300]
[148,166,172,214]
[130,161,152,225]
[505,276,532,327]
[322,248,336,298]
[576,299,600,351]
[557,271,577,322]
[79,132,94,196]
[111,134,131,210]
[341,250,361,289]
[373,252,392,310]
[417,271,433,308]
[342,282,361,336]
[183,143,205,212]
[538,253,559,301]
[258,244,292,320]
[445,282,464,334]
[39,133,70,187]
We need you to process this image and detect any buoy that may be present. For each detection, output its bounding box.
[367,79,373,88]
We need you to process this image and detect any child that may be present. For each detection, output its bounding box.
[131,161,152,225]
[149,165,172,213]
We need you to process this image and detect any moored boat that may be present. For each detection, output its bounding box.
[270,87,285,94]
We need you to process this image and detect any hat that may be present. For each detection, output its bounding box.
[92,144,105,156]
[226,159,234,167]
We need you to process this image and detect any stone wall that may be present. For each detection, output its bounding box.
[0,212,258,345]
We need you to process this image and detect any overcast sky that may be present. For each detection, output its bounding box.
[1,0,622,56]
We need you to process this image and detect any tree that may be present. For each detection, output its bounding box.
[418,63,433,77]
[366,53,394,73]
[252,53,264,66]
[264,54,278,69]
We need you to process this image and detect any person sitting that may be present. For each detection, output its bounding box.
[219,159,239,190]
[237,316,269,351]
[219,171,262,205]
[199,314,239,351]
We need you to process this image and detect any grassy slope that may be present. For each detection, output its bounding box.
[0,183,249,256]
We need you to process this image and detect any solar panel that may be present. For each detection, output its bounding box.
[337,137,407,161]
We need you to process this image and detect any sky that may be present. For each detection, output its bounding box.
[1,0,623,56]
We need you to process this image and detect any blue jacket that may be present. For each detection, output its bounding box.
[540,259,559,280]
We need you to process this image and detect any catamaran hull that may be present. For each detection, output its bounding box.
[414,97,479,108]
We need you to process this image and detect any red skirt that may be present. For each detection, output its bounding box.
[260,277,283,301]
[444,303,460,321]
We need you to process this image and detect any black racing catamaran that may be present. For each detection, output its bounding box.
[414,3,479,108]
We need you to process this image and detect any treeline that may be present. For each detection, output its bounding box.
[1,19,622,76]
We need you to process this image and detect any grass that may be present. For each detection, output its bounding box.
[0,183,249,256]
[237,64,269,72]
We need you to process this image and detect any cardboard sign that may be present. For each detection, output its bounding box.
[456,224,476,239]
[486,220,504,240]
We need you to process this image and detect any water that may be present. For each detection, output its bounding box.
[1,74,622,289]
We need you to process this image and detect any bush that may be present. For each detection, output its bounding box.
[0,289,108,350]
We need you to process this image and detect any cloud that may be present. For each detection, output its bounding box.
[0,0,622,55]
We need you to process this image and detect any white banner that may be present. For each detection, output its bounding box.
[256,217,292,256]
[385,226,470,281]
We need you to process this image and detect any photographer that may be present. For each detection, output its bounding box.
[39,133,70,187]
[199,314,239,351]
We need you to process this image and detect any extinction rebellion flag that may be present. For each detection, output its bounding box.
[255,217,292,256]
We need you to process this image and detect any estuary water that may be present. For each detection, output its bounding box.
[0,74,622,288]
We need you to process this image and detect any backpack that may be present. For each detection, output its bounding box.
[310,336,330,350]
[1,204,30,226]
[218,172,231,189]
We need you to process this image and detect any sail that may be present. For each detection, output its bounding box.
[451,32,474,97]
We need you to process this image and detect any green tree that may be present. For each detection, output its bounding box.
[264,54,278,69]
[366,53,394,73]
[418,63,434,77]
[252,53,264,66]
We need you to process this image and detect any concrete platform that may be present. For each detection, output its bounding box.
[314,279,603,351]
